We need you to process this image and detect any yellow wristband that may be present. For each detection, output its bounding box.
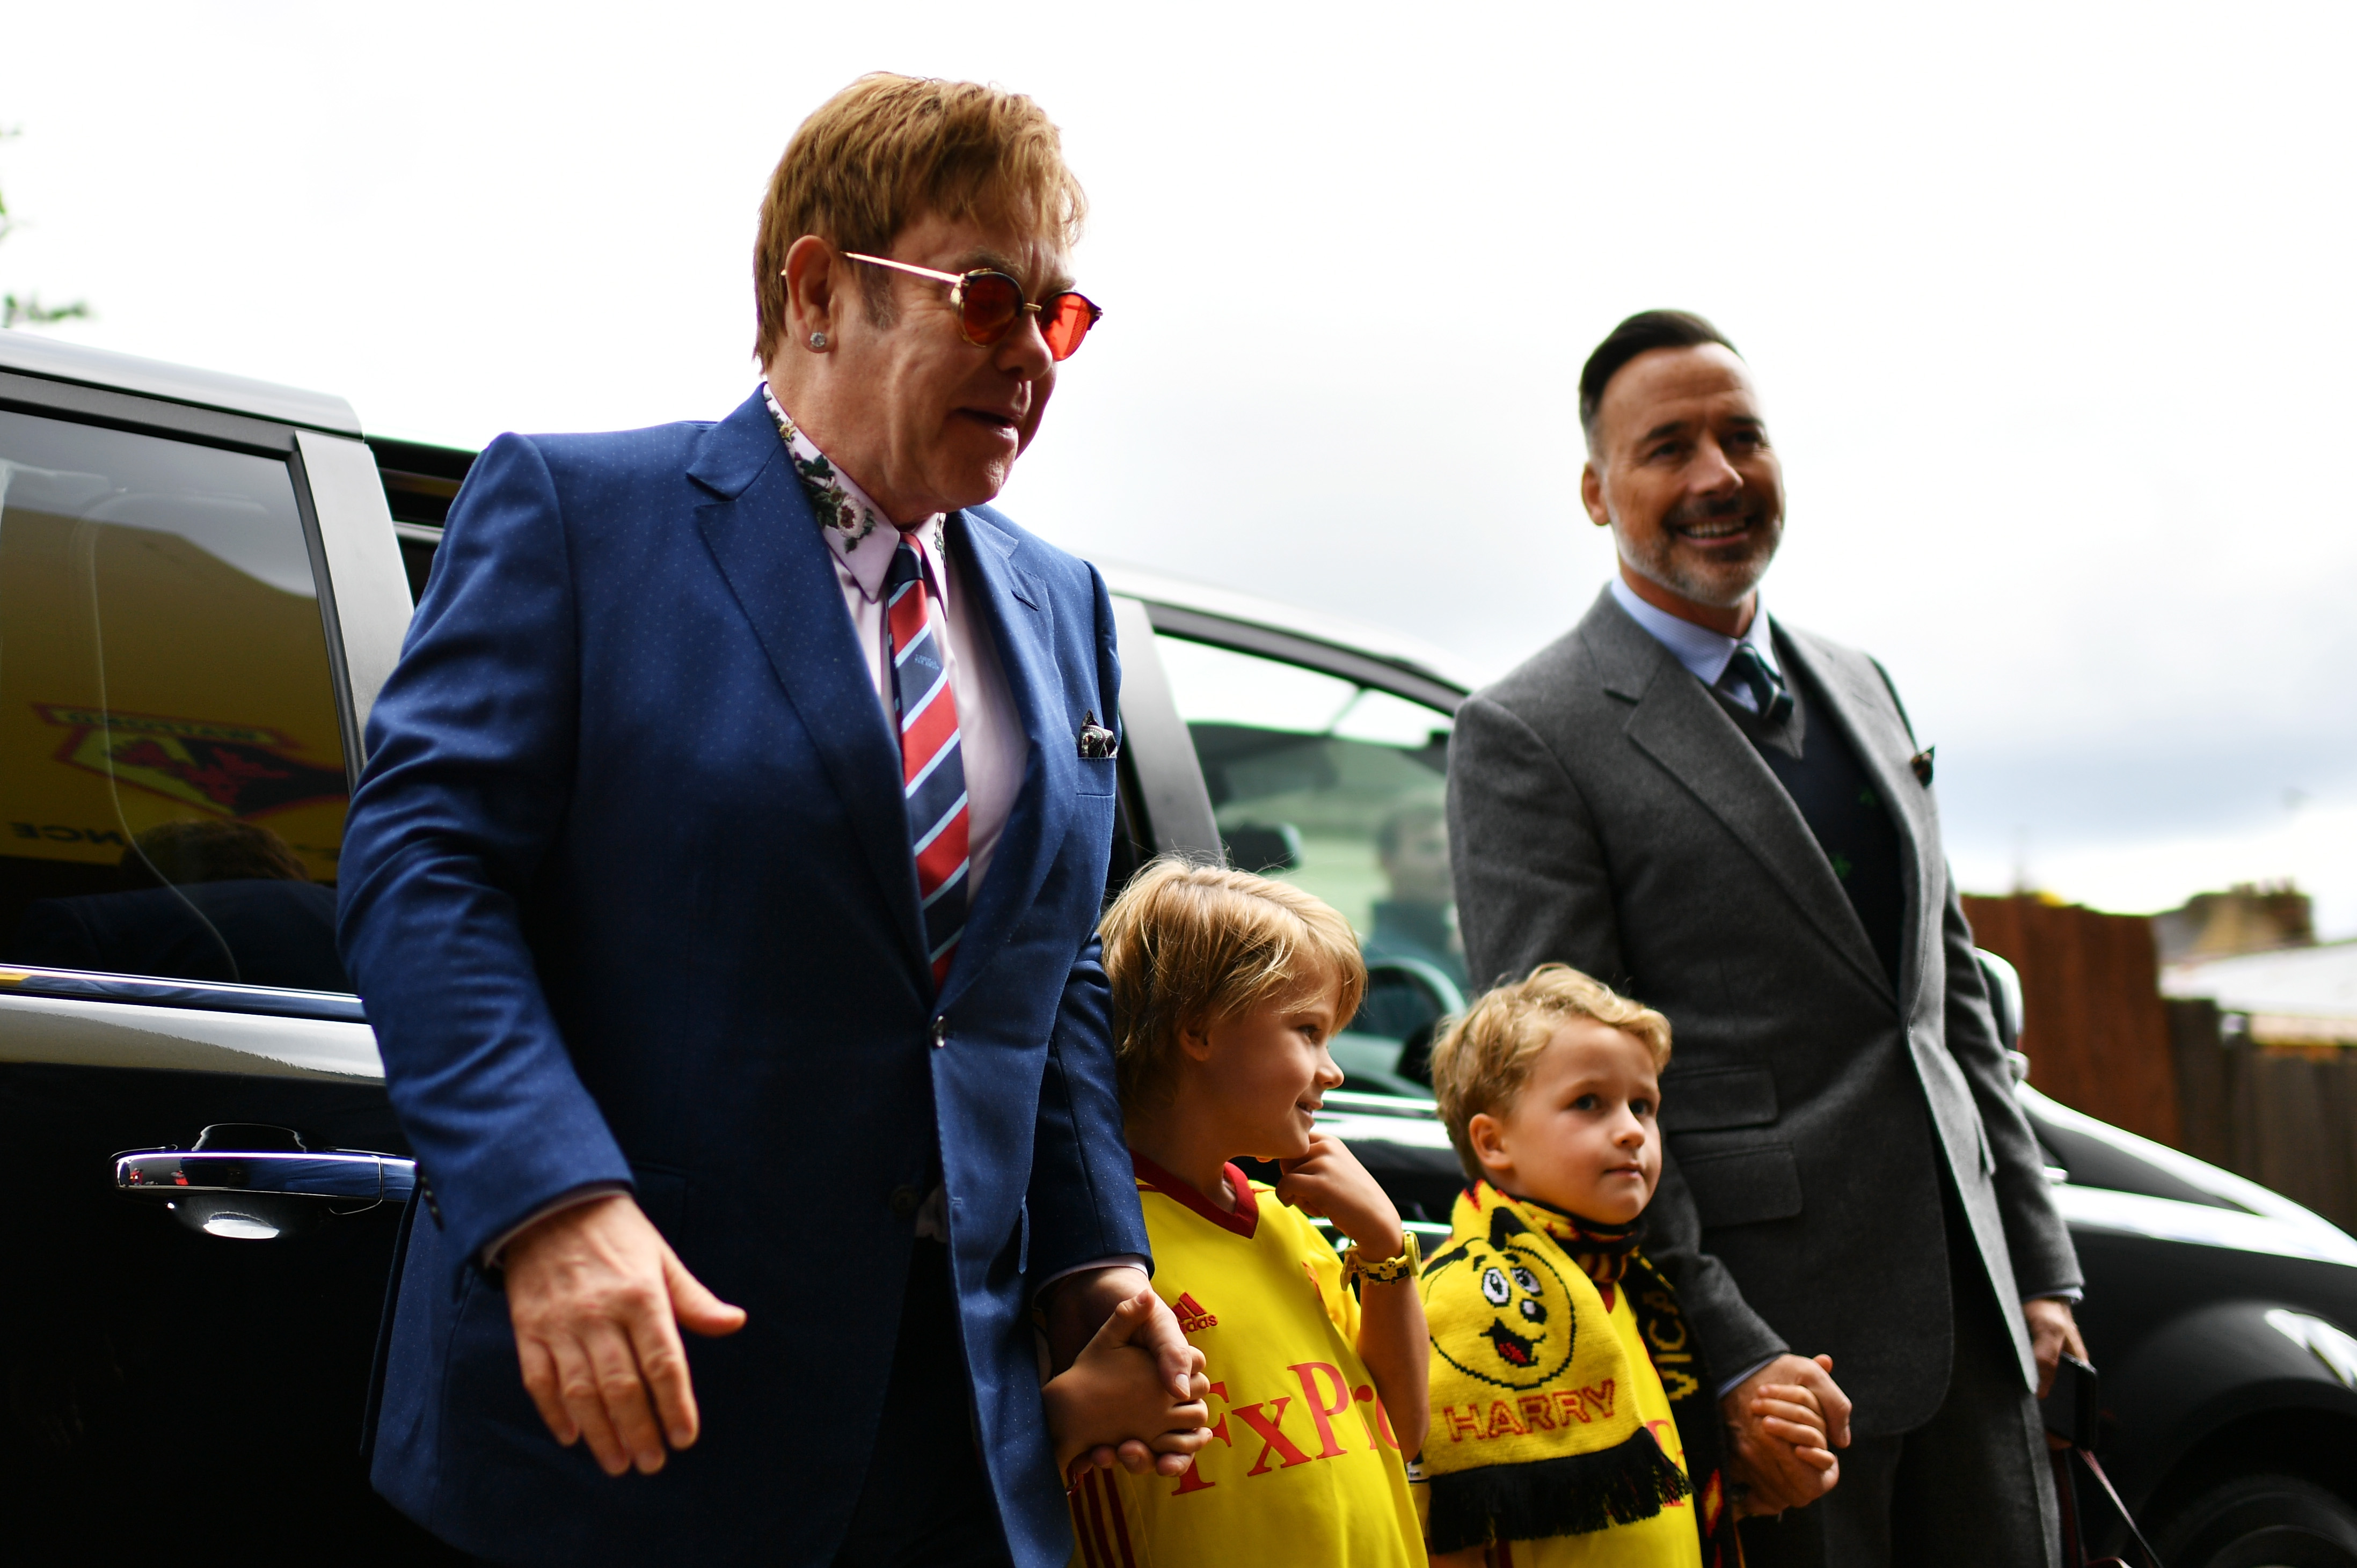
[1341,1230,1420,1286]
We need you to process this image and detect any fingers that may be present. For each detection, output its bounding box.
[588,1318,671,1474]
[1115,1437,1154,1475]
[1755,1442,1838,1500]
[628,1293,701,1453]
[1148,1414,1213,1454]
[1758,1416,1830,1449]
[1752,1383,1824,1419]
[2031,1328,2063,1401]
[549,1331,634,1476]
[1751,1396,1827,1436]
[516,1334,576,1445]
[1128,1292,1204,1402]
[1087,1289,1154,1353]
[1805,1353,1854,1447]
[666,1249,748,1339]
[502,1196,727,1475]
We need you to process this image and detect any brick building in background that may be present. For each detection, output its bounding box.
[2152,880,2316,964]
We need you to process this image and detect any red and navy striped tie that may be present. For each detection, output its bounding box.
[886,539,969,988]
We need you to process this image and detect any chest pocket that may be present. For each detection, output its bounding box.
[1076,755,1118,797]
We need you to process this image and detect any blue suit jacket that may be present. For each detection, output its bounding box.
[339,391,1148,1565]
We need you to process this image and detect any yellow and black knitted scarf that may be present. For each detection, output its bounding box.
[1419,1183,1743,1565]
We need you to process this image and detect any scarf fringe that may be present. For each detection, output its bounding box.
[1425,1424,1692,1555]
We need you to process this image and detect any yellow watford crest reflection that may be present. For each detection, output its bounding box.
[39,706,347,819]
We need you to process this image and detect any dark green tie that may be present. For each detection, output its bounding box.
[1721,643,1794,724]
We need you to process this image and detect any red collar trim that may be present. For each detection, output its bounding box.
[1131,1151,1259,1239]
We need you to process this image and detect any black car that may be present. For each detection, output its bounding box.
[2,331,2352,1565]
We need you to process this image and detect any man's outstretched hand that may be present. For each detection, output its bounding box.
[1721,1352,1851,1516]
[1045,1265,1207,1476]
[503,1193,748,1477]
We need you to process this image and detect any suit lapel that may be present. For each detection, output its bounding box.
[938,509,1066,1012]
[1777,630,1936,1015]
[688,394,927,974]
[1580,591,1889,998]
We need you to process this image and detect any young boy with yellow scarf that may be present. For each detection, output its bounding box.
[1420,966,1837,1567]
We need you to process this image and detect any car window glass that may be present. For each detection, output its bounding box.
[1157,634,1457,1093]
[0,409,352,993]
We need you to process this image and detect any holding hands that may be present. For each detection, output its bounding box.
[1041,1285,1213,1480]
[1723,1352,1849,1518]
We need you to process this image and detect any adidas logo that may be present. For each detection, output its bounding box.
[1174,1292,1218,1333]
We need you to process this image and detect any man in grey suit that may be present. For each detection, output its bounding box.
[1447,310,2087,1566]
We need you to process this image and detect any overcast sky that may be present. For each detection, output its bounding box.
[5,2,2352,933]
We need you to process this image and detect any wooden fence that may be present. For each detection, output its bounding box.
[1960,895,2181,1148]
[2172,999,2357,1230]
[1962,893,2357,1232]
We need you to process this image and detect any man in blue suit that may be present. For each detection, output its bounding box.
[339,76,1204,1565]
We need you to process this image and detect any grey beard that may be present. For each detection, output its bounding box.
[1617,520,1779,609]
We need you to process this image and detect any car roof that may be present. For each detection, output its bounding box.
[1097,559,1491,698]
[0,329,362,437]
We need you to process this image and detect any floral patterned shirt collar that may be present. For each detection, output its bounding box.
[760,380,941,602]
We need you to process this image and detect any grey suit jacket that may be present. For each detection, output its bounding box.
[1447,587,2080,1437]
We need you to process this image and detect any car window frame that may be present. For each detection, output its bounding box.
[0,369,390,1017]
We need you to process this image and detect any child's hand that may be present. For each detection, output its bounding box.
[1276,1132,1406,1258]
[1040,1286,1212,1482]
[1734,1353,1838,1516]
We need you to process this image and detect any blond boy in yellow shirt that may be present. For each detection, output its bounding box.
[1044,859,1431,1567]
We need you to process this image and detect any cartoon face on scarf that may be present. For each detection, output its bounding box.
[1422,1207,1577,1390]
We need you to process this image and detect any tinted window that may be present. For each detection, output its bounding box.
[0,410,351,991]
[1158,634,1458,1091]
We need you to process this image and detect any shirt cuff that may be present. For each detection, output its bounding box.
[1714,1354,1785,1401]
[480,1182,630,1268]
[1031,1254,1152,1304]
[2028,1288,2085,1305]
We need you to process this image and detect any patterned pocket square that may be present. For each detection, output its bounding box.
[1910,747,1936,786]
[1077,711,1119,760]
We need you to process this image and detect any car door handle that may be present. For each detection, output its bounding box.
[113,1123,415,1240]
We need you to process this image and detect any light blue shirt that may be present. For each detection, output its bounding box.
[1608,575,1780,711]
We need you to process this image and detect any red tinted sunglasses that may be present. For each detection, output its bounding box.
[841,252,1102,361]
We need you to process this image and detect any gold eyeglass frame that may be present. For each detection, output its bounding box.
[838,252,1103,355]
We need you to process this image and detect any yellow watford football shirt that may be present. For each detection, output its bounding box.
[1065,1155,1426,1568]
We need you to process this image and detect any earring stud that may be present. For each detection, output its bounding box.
[808,332,828,350]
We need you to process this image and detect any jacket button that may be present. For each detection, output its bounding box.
[931,1016,947,1049]
[889,1185,922,1220]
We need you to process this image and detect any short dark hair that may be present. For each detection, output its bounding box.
[1578,310,1739,441]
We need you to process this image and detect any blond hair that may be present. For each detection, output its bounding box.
[1429,964,1673,1181]
[1099,858,1368,1106]
[752,74,1088,363]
